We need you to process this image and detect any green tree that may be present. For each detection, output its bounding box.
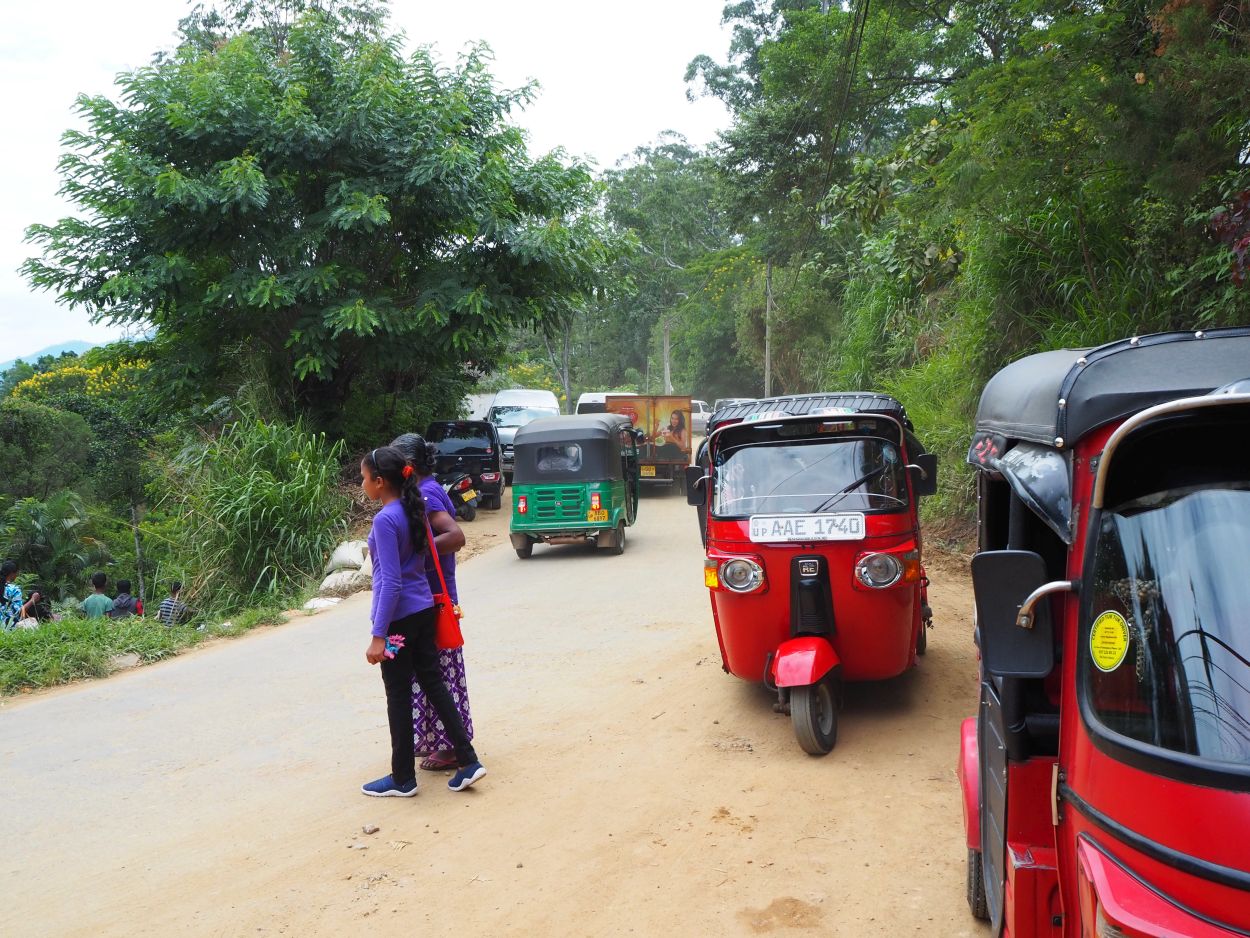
[0,400,93,501]
[0,493,111,601]
[594,135,735,392]
[23,0,620,442]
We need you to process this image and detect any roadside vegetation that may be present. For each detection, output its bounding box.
[4,0,1250,687]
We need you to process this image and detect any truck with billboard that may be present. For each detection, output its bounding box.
[605,394,692,489]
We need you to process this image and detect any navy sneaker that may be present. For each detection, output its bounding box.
[447,762,487,791]
[361,774,418,797]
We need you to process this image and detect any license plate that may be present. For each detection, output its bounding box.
[462,489,478,502]
[748,512,866,543]
[640,465,656,477]
[587,509,609,522]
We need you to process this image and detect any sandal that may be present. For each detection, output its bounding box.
[420,752,457,772]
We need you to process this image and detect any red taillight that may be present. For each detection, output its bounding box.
[591,492,601,510]
[517,495,528,514]
[457,477,472,491]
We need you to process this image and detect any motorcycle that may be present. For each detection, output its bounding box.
[438,471,480,522]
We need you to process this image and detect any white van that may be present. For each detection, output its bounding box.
[486,389,562,478]
[575,391,636,415]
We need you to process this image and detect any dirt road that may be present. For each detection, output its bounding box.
[1,490,986,937]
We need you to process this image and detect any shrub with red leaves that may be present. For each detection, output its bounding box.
[1210,190,1250,286]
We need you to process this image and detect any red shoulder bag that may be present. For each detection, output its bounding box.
[426,523,464,651]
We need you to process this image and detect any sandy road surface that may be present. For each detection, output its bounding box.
[1,490,987,937]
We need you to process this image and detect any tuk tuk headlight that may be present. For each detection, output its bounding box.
[855,553,903,589]
[719,558,765,593]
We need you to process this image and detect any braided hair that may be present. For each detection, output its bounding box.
[389,432,438,478]
[364,445,430,554]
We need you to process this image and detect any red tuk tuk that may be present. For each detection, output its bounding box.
[687,394,938,754]
[960,328,1250,936]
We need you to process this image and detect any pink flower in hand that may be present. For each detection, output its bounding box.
[383,633,406,659]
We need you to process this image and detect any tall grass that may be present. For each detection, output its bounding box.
[154,413,348,610]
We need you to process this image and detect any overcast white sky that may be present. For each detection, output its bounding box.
[0,0,731,362]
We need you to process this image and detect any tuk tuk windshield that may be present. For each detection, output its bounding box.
[712,438,908,517]
[1086,484,1250,767]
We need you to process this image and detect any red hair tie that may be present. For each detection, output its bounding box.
[401,465,414,479]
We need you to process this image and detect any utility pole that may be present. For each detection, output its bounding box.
[662,318,673,393]
[764,260,773,397]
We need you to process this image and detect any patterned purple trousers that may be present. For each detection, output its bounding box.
[412,646,474,755]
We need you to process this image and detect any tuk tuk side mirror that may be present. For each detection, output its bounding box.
[907,453,939,497]
[685,465,708,506]
[971,550,1066,678]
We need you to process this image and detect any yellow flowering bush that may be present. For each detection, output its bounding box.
[12,360,151,403]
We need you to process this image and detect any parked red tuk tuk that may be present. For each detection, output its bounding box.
[960,328,1250,936]
[687,394,938,754]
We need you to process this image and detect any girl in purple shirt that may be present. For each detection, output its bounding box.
[360,445,485,796]
[390,434,475,772]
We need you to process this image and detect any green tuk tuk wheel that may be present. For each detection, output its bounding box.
[515,539,533,559]
[791,676,838,755]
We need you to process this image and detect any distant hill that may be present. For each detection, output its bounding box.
[0,340,97,373]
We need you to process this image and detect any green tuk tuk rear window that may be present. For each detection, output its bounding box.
[536,445,583,472]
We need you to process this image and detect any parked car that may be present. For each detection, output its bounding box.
[486,389,561,482]
[575,390,636,415]
[425,420,503,510]
[690,399,712,433]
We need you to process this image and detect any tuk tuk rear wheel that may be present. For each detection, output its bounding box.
[966,848,988,920]
[515,540,533,559]
[791,677,838,755]
[608,521,626,556]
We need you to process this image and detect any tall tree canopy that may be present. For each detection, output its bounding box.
[23,0,620,437]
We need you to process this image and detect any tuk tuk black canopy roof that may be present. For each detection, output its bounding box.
[973,328,1250,448]
[511,413,633,445]
[708,393,914,434]
[511,414,634,484]
[969,327,1250,546]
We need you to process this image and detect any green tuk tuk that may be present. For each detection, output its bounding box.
[509,414,641,558]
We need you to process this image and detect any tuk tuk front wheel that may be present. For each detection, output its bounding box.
[790,676,838,755]
[966,848,988,920]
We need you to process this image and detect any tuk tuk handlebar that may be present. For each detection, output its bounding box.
[1015,579,1078,629]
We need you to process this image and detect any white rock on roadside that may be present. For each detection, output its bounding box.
[324,540,369,575]
[304,597,342,611]
[318,568,371,598]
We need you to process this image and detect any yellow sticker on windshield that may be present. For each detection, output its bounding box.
[1090,611,1130,673]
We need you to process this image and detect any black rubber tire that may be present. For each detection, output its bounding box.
[515,540,533,559]
[483,494,501,511]
[967,847,989,920]
[608,521,626,556]
[459,503,477,522]
[916,622,928,656]
[791,678,838,755]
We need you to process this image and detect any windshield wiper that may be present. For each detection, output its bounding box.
[811,466,887,513]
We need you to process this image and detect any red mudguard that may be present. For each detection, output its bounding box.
[770,637,840,688]
[958,716,980,850]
